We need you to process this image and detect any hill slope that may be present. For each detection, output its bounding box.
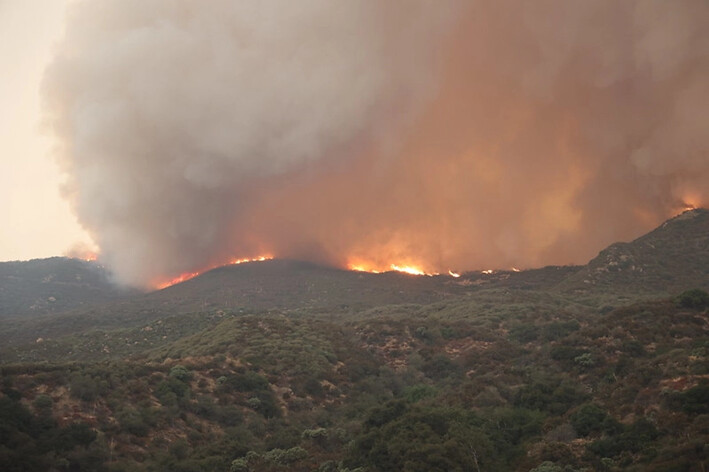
[0,257,135,318]
[557,208,709,296]
[1,212,709,471]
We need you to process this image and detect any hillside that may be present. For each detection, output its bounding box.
[1,212,708,471]
[0,257,135,318]
[558,209,709,296]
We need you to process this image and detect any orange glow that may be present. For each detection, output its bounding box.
[680,197,699,213]
[230,255,273,265]
[482,269,494,275]
[346,258,446,276]
[448,270,461,278]
[155,254,273,289]
[349,264,380,273]
[390,264,427,276]
[84,252,98,262]
[157,271,200,289]
[673,191,706,215]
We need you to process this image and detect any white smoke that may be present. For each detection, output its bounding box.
[43,0,709,287]
[43,0,456,285]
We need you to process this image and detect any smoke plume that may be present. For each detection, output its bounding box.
[43,0,709,287]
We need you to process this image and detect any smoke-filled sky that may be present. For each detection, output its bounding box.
[13,0,709,286]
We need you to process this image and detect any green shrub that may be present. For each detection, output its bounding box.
[230,458,249,472]
[675,289,709,309]
[33,394,53,414]
[221,372,269,393]
[529,462,563,472]
[263,446,308,466]
[169,365,192,382]
[667,383,709,414]
[69,374,100,402]
[117,408,149,437]
[570,404,607,437]
[402,384,437,403]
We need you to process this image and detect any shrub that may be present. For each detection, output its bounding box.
[675,289,709,309]
[402,384,437,403]
[570,404,607,437]
[169,365,192,382]
[530,462,563,472]
[542,321,580,342]
[69,374,100,402]
[230,458,249,472]
[422,354,461,380]
[221,372,269,393]
[117,408,149,437]
[667,383,709,414]
[574,353,595,368]
[33,394,53,414]
[263,446,308,466]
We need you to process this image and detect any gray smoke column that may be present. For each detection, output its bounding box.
[43,0,709,287]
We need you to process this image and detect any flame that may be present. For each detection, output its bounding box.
[511,267,520,272]
[157,271,201,289]
[349,264,380,273]
[448,270,461,278]
[230,255,273,265]
[346,258,449,276]
[347,258,426,275]
[681,201,697,212]
[155,254,273,289]
[674,193,703,215]
[83,252,98,262]
[390,264,427,276]
[482,269,494,275]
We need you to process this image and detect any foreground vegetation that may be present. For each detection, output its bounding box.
[1,288,708,471]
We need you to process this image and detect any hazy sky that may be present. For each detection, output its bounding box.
[0,0,94,261]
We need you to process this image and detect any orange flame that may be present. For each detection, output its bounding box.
[674,193,703,216]
[347,258,463,277]
[157,271,201,289]
[230,255,272,265]
[155,254,273,289]
[390,264,428,276]
[347,258,431,275]
[349,264,380,273]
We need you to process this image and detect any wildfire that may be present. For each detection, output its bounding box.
[679,202,697,214]
[230,255,273,265]
[349,265,380,273]
[482,269,494,275]
[347,259,463,277]
[156,254,273,289]
[157,271,201,289]
[675,193,703,215]
[84,252,98,262]
[390,264,427,276]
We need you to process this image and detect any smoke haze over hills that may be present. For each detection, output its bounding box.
[42,0,709,286]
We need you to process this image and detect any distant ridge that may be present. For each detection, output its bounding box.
[0,257,134,317]
[557,208,709,295]
[2,210,708,320]
[146,258,463,312]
